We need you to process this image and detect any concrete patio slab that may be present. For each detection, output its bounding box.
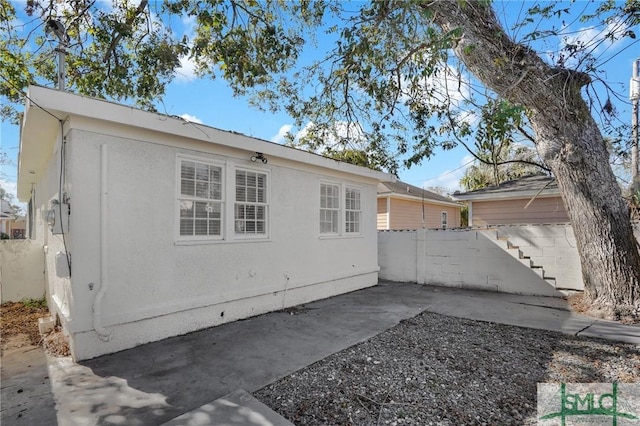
[160,389,294,426]
[0,344,57,426]
[3,281,639,426]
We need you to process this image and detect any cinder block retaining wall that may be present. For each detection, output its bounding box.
[0,240,45,302]
[379,223,640,296]
[378,223,640,296]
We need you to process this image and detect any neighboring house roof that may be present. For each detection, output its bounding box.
[17,85,395,201]
[452,174,559,201]
[377,181,461,208]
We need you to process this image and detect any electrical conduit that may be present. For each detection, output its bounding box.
[93,144,112,341]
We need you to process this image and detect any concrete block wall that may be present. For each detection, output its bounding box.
[491,224,582,290]
[379,229,562,297]
[0,240,46,302]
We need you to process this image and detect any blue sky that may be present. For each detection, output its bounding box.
[1,1,639,205]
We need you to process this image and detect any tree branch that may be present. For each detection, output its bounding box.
[103,0,148,64]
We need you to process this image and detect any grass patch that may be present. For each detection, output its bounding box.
[21,296,47,309]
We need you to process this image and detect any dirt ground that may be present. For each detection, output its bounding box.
[1,302,70,357]
[1,302,49,353]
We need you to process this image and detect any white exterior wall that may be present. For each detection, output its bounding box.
[0,240,45,302]
[26,136,74,324]
[63,127,379,360]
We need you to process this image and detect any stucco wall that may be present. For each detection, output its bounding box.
[0,240,45,302]
[470,196,568,226]
[61,127,380,360]
[26,138,73,324]
[379,228,563,297]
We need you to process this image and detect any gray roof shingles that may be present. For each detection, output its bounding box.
[453,174,557,198]
[377,181,458,204]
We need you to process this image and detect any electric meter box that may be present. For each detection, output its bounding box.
[46,201,70,234]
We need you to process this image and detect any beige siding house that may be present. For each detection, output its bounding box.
[452,175,569,226]
[377,181,462,230]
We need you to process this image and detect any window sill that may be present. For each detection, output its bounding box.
[319,233,364,240]
[175,238,272,246]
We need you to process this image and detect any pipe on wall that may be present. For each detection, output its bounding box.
[93,144,112,342]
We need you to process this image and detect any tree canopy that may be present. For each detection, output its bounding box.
[2,0,640,317]
[2,1,635,171]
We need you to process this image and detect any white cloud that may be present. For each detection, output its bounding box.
[271,124,293,143]
[558,17,629,66]
[402,64,471,108]
[0,179,17,201]
[295,121,315,141]
[175,55,197,82]
[179,113,202,124]
[422,154,475,193]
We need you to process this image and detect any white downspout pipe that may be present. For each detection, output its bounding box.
[93,144,112,341]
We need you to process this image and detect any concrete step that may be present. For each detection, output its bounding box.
[160,389,294,426]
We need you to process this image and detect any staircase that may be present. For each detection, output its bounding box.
[488,232,557,288]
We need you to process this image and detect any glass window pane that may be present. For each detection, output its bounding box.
[211,184,222,200]
[181,179,194,197]
[246,173,256,187]
[211,203,221,219]
[196,182,209,198]
[256,221,265,233]
[196,163,209,181]
[256,206,265,220]
[181,161,195,179]
[210,167,221,183]
[236,171,246,186]
[180,219,193,235]
[180,201,194,218]
[235,204,245,219]
[257,174,266,188]
[194,219,208,235]
[246,221,256,233]
[236,187,246,202]
[246,205,256,220]
[247,187,257,202]
[209,220,221,235]
[195,202,208,218]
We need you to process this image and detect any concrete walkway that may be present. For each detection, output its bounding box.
[3,281,639,426]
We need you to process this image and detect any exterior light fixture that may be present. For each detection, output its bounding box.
[251,152,268,164]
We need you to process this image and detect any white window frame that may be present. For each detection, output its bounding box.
[319,181,363,237]
[234,167,270,239]
[441,211,448,229]
[176,155,225,241]
[344,186,362,234]
[320,182,341,235]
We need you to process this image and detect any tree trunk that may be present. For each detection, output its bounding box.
[427,0,640,318]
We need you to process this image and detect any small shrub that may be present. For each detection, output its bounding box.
[21,296,47,309]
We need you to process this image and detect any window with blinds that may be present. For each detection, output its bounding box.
[235,169,268,235]
[345,187,361,233]
[179,159,223,237]
[320,183,340,234]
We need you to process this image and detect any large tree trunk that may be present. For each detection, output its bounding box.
[427,0,640,318]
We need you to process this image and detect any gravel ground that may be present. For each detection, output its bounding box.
[254,311,640,426]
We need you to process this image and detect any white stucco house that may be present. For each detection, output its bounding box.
[17,85,393,361]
